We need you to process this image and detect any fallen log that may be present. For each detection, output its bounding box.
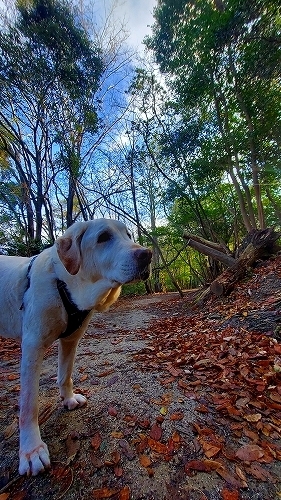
[196,228,280,301]
[183,233,230,253]
[183,233,236,268]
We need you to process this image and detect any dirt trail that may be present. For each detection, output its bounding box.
[0,288,280,500]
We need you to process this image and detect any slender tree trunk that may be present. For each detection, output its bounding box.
[227,45,265,229]
[67,175,75,228]
[211,72,255,232]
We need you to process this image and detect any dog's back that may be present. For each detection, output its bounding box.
[0,255,30,339]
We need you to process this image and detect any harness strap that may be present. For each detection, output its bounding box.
[20,255,38,310]
[20,256,91,338]
[56,279,91,339]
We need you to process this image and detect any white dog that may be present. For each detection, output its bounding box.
[0,219,152,476]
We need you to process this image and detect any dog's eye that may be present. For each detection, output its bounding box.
[97,231,112,243]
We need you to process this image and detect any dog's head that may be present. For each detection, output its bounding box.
[56,219,152,284]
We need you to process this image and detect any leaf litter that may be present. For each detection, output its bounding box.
[0,256,280,499]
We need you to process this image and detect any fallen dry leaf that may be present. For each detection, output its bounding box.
[119,486,131,500]
[247,463,277,483]
[4,418,18,440]
[235,444,264,462]
[184,459,221,474]
[149,423,162,441]
[221,487,240,500]
[92,487,119,499]
[65,432,80,465]
[139,454,151,468]
[108,406,118,417]
[91,432,102,451]
[114,465,123,477]
[244,413,262,422]
[170,411,184,420]
[147,437,167,454]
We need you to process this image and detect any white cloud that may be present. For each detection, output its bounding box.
[121,0,156,51]
[93,0,157,54]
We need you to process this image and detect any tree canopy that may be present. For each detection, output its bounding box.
[145,0,281,234]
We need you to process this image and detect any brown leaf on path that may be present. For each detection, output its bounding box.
[203,460,225,471]
[235,444,264,462]
[111,431,124,439]
[66,432,80,465]
[184,459,223,474]
[138,418,150,429]
[170,411,184,420]
[172,431,181,443]
[201,440,221,458]
[195,404,209,413]
[96,369,115,378]
[104,450,121,466]
[38,403,54,425]
[193,358,214,369]
[108,406,118,417]
[114,465,123,477]
[243,428,259,442]
[139,454,151,468]
[92,487,119,499]
[149,423,162,441]
[147,467,154,477]
[119,486,131,500]
[147,437,167,454]
[221,487,240,500]
[269,392,281,403]
[247,463,278,482]
[135,435,148,454]
[235,466,247,483]
[166,364,182,377]
[217,468,247,488]
[50,463,74,498]
[91,454,103,469]
[244,413,262,422]
[273,343,281,354]
[91,432,102,451]
[4,418,18,440]
[178,378,190,390]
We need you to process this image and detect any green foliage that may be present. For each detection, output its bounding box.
[146,0,281,233]
[121,281,148,296]
[16,0,103,100]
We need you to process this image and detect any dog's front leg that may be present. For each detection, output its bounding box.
[19,341,50,476]
[58,334,87,409]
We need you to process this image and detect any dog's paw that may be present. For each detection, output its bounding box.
[63,393,87,410]
[19,441,50,476]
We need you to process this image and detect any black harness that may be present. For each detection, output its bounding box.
[21,256,91,339]
[20,256,37,311]
[56,279,91,338]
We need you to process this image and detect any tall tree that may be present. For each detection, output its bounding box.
[146,0,281,232]
[0,0,103,249]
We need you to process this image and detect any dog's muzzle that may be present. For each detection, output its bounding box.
[135,248,152,281]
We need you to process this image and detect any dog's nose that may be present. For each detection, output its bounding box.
[134,248,152,265]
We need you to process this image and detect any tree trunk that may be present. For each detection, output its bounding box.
[227,44,265,229]
[196,228,280,301]
[183,232,236,267]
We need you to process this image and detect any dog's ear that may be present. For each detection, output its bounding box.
[56,228,86,275]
